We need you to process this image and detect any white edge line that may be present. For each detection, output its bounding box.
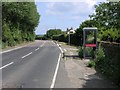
[0,62,14,70]
[22,52,32,59]
[50,53,61,88]
[52,41,63,53]
[0,42,34,54]
[55,43,64,54]
[59,47,63,54]
[58,45,63,54]
[35,48,39,51]
[0,46,23,54]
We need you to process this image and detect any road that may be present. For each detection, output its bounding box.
[1,40,62,88]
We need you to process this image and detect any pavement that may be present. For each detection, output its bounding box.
[55,41,117,88]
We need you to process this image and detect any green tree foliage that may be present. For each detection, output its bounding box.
[90,2,120,29]
[75,2,120,43]
[50,2,120,44]
[35,35,46,40]
[46,29,63,39]
[53,34,68,42]
[89,2,120,43]
[2,2,40,48]
[75,20,98,45]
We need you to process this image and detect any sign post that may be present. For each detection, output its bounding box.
[67,28,75,45]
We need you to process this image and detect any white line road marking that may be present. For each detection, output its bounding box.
[22,52,33,59]
[35,48,39,51]
[64,49,67,52]
[0,47,23,54]
[50,54,61,88]
[59,46,63,54]
[0,62,14,70]
[40,41,46,47]
[0,42,33,54]
[57,44,63,53]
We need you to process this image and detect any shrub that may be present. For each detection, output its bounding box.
[95,45,105,64]
[78,46,96,59]
[78,46,84,59]
[87,60,96,68]
[85,47,95,58]
[99,42,120,86]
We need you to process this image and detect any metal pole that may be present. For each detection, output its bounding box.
[69,34,70,45]
[83,30,85,59]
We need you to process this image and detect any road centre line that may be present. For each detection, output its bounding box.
[50,53,61,88]
[35,48,39,51]
[21,52,33,59]
[0,62,14,70]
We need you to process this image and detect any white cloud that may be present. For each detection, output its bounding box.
[45,2,97,21]
[44,0,106,20]
[46,2,95,15]
[85,0,97,8]
[35,0,106,2]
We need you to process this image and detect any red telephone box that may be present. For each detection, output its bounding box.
[83,27,98,59]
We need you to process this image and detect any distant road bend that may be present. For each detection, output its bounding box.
[1,40,61,88]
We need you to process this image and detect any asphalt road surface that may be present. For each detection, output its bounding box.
[1,40,62,88]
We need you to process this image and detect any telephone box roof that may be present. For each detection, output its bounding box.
[83,27,97,31]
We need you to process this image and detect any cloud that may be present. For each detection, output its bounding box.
[35,0,106,3]
[46,2,95,15]
[45,0,99,21]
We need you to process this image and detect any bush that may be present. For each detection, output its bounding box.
[78,46,96,59]
[99,28,120,43]
[52,34,68,43]
[87,60,96,68]
[98,42,120,86]
[35,35,43,40]
[78,46,84,59]
[95,45,105,63]
[70,33,82,46]
[2,42,7,49]
[85,47,95,58]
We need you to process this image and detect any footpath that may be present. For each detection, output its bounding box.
[55,41,117,88]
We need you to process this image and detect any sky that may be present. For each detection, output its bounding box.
[35,0,106,35]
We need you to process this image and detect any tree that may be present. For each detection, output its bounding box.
[75,20,98,45]
[2,2,40,48]
[90,2,120,29]
[46,29,63,39]
[89,2,120,42]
